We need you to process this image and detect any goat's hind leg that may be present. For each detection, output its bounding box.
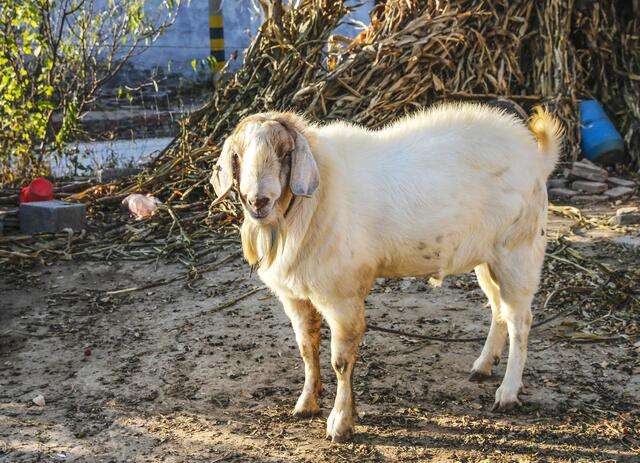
[490,241,544,411]
[469,263,507,381]
[282,297,323,417]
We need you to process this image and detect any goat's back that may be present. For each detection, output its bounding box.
[312,103,552,277]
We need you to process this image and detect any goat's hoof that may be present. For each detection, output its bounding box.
[326,430,353,443]
[292,407,321,419]
[491,400,521,412]
[326,407,354,443]
[492,386,522,412]
[293,393,321,418]
[468,369,492,382]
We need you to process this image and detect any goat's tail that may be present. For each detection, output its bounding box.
[529,106,563,179]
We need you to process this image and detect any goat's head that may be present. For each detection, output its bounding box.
[210,112,319,225]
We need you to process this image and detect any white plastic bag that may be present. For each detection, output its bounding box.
[122,193,162,220]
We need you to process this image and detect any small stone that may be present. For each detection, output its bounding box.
[571,180,608,194]
[614,207,640,225]
[570,161,608,182]
[549,188,577,198]
[33,394,45,407]
[607,177,636,188]
[604,186,634,200]
[547,178,568,189]
[612,235,640,249]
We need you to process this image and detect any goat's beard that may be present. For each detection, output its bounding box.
[240,213,287,268]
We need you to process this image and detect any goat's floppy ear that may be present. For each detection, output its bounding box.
[290,132,319,197]
[210,140,235,205]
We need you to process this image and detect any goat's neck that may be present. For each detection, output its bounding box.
[281,189,318,251]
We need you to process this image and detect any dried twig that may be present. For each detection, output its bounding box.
[105,250,241,295]
[208,286,268,313]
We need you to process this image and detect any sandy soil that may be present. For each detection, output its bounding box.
[1,207,639,462]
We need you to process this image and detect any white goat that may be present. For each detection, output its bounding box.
[210,103,562,442]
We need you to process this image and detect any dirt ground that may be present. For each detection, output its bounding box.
[1,204,639,462]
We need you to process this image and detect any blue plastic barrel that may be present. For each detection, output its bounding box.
[579,99,625,165]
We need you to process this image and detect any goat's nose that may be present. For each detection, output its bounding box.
[248,196,270,210]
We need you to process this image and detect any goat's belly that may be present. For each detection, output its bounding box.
[377,254,443,279]
[376,235,487,279]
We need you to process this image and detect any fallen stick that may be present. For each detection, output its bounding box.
[0,249,39,260]
[55,180,96,193]
[94,193,128,205]
[106,278,175,296]
[208,286,267,313]
[0,329,49,339]
[0,197,18,206]
[368,303,581,343]
[105,250,241,295]
[546,253,598,277]
[196,250,242,274]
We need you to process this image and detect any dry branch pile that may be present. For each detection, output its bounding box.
[86,0,639,212]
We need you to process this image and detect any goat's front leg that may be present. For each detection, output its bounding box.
[282,297,322,417]
[315,298,365,443]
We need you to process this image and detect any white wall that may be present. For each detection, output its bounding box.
[129,0,211,76]
[117,0,374,78]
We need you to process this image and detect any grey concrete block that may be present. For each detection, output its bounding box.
[547,178,568,189]
[570,161,608,182]
[19,200,86,234]
[607,177,637,188]
[604,186,634,200]
[549,187,577,198]
[614,207,640,225]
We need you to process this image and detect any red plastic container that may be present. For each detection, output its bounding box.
[20,178,54,203]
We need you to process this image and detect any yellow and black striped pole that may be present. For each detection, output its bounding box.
[209,0,224,70]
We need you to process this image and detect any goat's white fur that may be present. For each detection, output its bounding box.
[218,103,562,442]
